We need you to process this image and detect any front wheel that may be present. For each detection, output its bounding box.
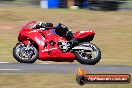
[13,43,38,63]
[74,42,101,65]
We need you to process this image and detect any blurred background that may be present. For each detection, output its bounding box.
[0,0,132,65]
[0,0,132,10]
[0,1,131,88]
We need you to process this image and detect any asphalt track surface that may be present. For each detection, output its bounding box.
[0,63,132,73]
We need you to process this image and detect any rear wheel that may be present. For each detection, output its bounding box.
[74,42,101,65]
[13,43,38,63]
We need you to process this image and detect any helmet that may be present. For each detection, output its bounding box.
[56,23,68,29]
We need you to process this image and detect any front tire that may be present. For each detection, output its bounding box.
[74,42,101,65]
[13,43,38,63]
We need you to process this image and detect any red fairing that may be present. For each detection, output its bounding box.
[17,21,95,62]
[74,31,95,39]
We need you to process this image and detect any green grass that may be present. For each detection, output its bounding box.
[0,6,132,65]
[0,0,31,5]
[120,1,132,9]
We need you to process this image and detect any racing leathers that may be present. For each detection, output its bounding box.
[33,22,78,47]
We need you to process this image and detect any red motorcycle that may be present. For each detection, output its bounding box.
[13,21,101,65]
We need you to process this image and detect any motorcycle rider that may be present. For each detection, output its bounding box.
[32,22,78,47]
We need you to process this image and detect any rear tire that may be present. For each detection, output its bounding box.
[74,42,101,65]
[13,43,38,63]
